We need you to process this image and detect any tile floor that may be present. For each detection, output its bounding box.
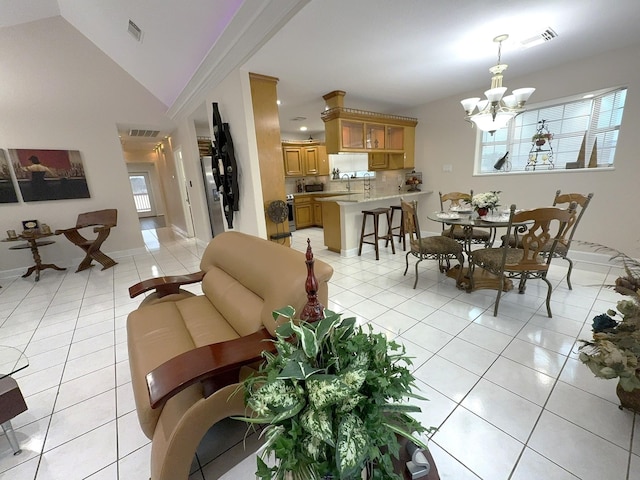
[0,226,638,480]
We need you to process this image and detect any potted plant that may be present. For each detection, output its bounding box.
[532,132,553,146]
[578,246,640,412]
[235,306,434,479]
[468,191,501,217]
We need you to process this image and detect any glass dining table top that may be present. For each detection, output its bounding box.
[0,346,29,378]
[427,211,514,227]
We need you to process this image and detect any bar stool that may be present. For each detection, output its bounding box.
[358,208,395,260]
[387,205,406,251]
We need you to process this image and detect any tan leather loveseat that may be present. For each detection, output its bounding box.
[126,231,333,480]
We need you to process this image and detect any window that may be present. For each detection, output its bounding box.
[478,87,627,174]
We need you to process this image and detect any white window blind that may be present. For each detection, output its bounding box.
[478,88,627,173]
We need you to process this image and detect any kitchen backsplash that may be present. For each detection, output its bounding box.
[285,169,415,195]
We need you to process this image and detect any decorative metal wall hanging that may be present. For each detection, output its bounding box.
[210,103,239,228]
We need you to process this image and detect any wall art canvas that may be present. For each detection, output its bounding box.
[9,149,90,202]
[0,150,19,203]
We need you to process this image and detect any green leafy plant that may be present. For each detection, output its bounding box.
[531,132,553,142]
[235,306,434,480]
[578,245,640,392]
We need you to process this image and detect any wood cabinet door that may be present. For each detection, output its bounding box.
[366,123,386,149]
[283,147,304,176]
[294,203,313,228]
[313,201,323,226]
[387,126,404,150]
[317,145,329,175]
[368,153,389,170]
[341,120,364,149]
[303,147,319,175]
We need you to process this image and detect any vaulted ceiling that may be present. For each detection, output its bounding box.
[3,0,640,149]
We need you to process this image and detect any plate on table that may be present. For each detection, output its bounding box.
[450,206,473,214]
[482,214,510,223]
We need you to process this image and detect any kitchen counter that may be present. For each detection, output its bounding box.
[317,189,429,203]
[291,190,350,197]
[321,189,432,257]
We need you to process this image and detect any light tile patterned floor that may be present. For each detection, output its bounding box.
[0,226,638,480]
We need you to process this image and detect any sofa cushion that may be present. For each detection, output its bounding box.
[200,267,265,338]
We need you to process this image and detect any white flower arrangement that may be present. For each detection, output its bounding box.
[470,191,501,211]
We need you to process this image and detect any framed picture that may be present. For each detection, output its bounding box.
[0,150,19,203]
[8,149,90,202]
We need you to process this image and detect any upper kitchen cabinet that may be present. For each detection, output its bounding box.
[282,141,328,177]
[321,90,417,170]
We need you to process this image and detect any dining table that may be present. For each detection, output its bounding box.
[427,210,528,292]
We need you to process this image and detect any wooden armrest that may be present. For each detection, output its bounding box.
[146,328,275,409]
[128,271,205,298]
[54,226,81,235]
[92,224,114,233]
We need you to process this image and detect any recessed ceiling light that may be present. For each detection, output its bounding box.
[276,100,281,105]
[299,126,308,132]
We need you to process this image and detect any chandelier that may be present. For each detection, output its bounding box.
[461,34,535,135]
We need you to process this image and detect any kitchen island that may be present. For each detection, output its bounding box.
[318,189,431,257]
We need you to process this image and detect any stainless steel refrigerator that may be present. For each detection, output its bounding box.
[200,156,226,237]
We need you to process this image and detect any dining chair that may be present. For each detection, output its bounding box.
[503,191,594,289]
[548,190,594,289]
[468,202,577,317]
[439,190,491,246]
[401,199,464,289]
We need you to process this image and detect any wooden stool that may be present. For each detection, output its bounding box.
[0,376,28,455]
[387,205,406,251]
[358,208,395,260]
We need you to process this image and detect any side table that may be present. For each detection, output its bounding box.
[3,232,66,281]
[0,346,29,455]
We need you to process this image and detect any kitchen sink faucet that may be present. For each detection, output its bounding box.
[341,173,351,192]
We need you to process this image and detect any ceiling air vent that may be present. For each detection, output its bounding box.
[520,28,558,49]
[128,129,159,138]
[128,19,143,42]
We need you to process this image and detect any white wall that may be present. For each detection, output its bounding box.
[0,17,173,274]
[405,42,640,258]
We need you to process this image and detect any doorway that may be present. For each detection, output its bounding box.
[129,172,156,217]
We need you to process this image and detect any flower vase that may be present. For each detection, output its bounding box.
[616,382,640,413]
[535,139,546,146]
[476,207,489,218]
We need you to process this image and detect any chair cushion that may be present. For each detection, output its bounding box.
[443,227,490,241]
[470,248,524,271]
[415,235,463,254]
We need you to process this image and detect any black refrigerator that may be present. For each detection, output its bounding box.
[200,156,226,237]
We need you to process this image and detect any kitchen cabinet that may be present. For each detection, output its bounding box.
[368,152,412,170]
[294,195,313,228]
[294,193,350,229]
[321,90,417,170]
[282,142,328,177]
[313,199,323,226]
[283,147,304,176]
